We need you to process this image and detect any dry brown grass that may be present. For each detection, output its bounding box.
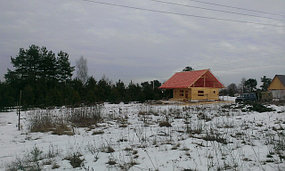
[67,105,103,127]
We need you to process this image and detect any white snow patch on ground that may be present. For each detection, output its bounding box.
[0,102,284,170]
[219,96,236,102]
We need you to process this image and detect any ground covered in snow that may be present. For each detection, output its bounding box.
[0,101,285,171]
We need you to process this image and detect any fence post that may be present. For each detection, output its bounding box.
[17,90,22,131]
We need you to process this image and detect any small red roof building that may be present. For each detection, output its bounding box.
[159,69,224,101]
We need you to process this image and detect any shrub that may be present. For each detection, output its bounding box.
[106,158,117,165]
[202,133,227,144]
[51,124,74,135]
[64,152,84,168]
[30,146,43,163]
[119,160,138,170]
[28,110,74,135]
[186,121,203,135]
[46,144,60,158]
[105,146,115,153]
[159,121,172,127]
[28,110,55,132]
[249,103,274,113]
[92,130,104,135]
[6,146,44,171]
[67,105,103,127]
[51,163,60,169]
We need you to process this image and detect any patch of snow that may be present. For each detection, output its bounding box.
[0,103,284,170]
[219,96,236,102]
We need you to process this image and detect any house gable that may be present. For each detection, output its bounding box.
[191,70,224,88]
[268,75,285,90]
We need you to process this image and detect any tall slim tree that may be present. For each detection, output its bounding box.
[76,56,88,84]
[238,78,246,93]
[85,76,97,103]
[260,76,272,91]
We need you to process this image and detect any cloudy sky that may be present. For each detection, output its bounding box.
[0,0,284,86]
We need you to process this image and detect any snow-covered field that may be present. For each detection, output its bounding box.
[0,101,284,171]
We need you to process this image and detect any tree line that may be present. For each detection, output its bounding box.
[220,76,272,97]
[0,45,171,110]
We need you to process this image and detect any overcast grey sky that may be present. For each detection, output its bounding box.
[0,0,284,86]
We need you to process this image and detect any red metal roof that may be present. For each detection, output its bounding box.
[159,69,224,89]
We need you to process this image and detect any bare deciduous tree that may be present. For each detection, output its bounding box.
[76,56,88,84]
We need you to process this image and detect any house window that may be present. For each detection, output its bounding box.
[198,90,204,96]
[180,90,184,96]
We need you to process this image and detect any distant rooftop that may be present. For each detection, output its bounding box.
[276,75,285,86]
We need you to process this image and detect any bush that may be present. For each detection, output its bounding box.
[159,121,172,127]
[249,103,274,113]
[64,153,84,168]
[92,130,104,135]
[106,158,117,165]
[202,133,227,144]
[28,110,55,132]
[51,124,74,136]
[28,110,73,135]
[6,146,44,171]
[67,105,102,127]
[105,146,115,153]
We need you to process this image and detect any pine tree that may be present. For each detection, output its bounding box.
[260,76,272,91]
[4,45,75,108]
[57,51,74,82]
[182,66,194,71]
[245,78,257,92]
[39,47,57,81]
[85,77,98,103]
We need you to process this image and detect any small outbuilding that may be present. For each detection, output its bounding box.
[159,69,224,101]
[268,75,285,100]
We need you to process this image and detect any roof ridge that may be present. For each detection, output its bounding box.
[176,68,209,73]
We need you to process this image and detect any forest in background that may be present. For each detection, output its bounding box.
[0,45,272,111]
[0,45,171,110]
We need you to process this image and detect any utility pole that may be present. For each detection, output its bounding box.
[17,90,22,131]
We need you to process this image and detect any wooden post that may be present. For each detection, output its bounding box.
[17,90,22,131]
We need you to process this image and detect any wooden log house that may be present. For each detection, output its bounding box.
[268,75,285,100]
[159,69,224,101]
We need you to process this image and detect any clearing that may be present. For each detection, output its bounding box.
[0,100,284,170]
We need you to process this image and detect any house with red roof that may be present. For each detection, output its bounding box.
[159,69,224,101]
